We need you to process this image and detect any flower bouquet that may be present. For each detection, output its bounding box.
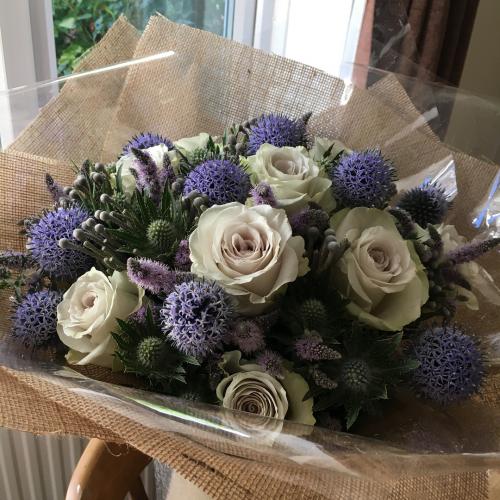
[1,15,499,499]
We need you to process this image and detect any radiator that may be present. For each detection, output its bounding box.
[0,428,156,500]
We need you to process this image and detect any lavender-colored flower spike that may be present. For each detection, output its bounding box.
[127,258,177,295]
[447,238,500,265]
[130,147,163,204]
[256,350,284,379]
[230,319,265,354]
[174,240,191,271]
[251,182,277,207]
[45,174,66,203]
[295,335,341,361]
[311,368,338,389]
[0,251,34,270]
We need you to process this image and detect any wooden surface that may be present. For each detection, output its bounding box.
[66,439,151,500]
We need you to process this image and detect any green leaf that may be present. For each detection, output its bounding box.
[58,17,77,30]
[345,402,361,429]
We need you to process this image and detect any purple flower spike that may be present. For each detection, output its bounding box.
[45,174,66,203]
[251,182,277,207]
[174,240,191,271]
[161,280,234,359]
[447,238,500,265]
[127,258,177,295]
[130,148,163,204]
[230,319,265,354]
[256,350,284,378]
[295,335,341,361]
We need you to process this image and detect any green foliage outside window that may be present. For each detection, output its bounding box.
[53,0,227,75]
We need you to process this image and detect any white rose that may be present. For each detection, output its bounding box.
[189,202,308,314]
[174,132,210,154]
[331,208,429,331]
[114,144,173,196]
[247,144,334,214]
[439,224,500,309]
[57,268,144,367]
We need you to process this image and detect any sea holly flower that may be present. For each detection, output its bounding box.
[331,207,429,331]
[247,144,334,214]
[189,202,308,314]
[57,268,144,368]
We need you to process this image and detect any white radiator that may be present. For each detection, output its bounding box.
[0,428,156,500]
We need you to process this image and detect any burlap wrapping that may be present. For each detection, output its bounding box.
[1,15,499,499]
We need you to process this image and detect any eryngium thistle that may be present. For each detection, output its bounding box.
[146,219,176,253]
[122,132,173,156]
[28,206,93,279]
[251,182,277,207]
[256,350,284,378]
[12,290,62,348]
[183,159,251,206]
[136,336,166,370]
[295,335,341,361]
[229,319,265,354]
[397,183,450,227]
[247,113,307,154]
[289,207,330,236]
[174,240,191,271]
[161,280,234,358]
[331,150,397,208]
[340,359,371,394]
[127,258,177,295]
[411,325,484,404]
[446,237,500,265]
[300,298,328,330]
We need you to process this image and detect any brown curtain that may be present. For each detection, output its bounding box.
[362,0,480,86]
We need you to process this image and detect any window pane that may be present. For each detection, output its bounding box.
[52,0,231,75]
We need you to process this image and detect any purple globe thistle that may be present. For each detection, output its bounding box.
[183,159,251,206]
[397,183,450,227]
[256,350,284,379]
[251,182,277,207]
[122,132,173,156]
[411,325,484,405]
[12,290,62,348]
[289,206,330,236]
[27,206,93,279]
[229,319,265,354]
[174,240,191,271]
[127,258,177,296]
[331,150,397,208]
[247,113,307,154]
[161,280,234,358]
[295,335,341,361]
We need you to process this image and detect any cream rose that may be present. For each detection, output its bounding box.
[331,208,429,331]
[247,144,334,214]
[189,202,308,314]
[57,268,144,367]
[217,351,315,426]
[173,132,210,154]
[114,143,173,196]
[439,224,500,309]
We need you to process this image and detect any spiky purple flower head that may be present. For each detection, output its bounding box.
[256,350,284,378]
[122,132,173,156]
[28,206,93,279]
[127,258,177,296]
[12,290,62,348]
[295,335,341,361]
[247,113,307,155]
[174,240,191,271]
[331,149,397,208]
[251,182,277,207]
[397,183,450,227]
[161,280,234,358]
[183,159,251,206]
[289,206,330,236]
[411,325,484,405]
[229,319,265,354]
[446,237,500,265]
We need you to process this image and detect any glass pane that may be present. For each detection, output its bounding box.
[52,0,231,74]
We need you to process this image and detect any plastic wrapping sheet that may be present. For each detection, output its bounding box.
[0,15,499,499]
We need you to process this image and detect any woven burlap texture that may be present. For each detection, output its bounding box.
[1,15,499,499]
